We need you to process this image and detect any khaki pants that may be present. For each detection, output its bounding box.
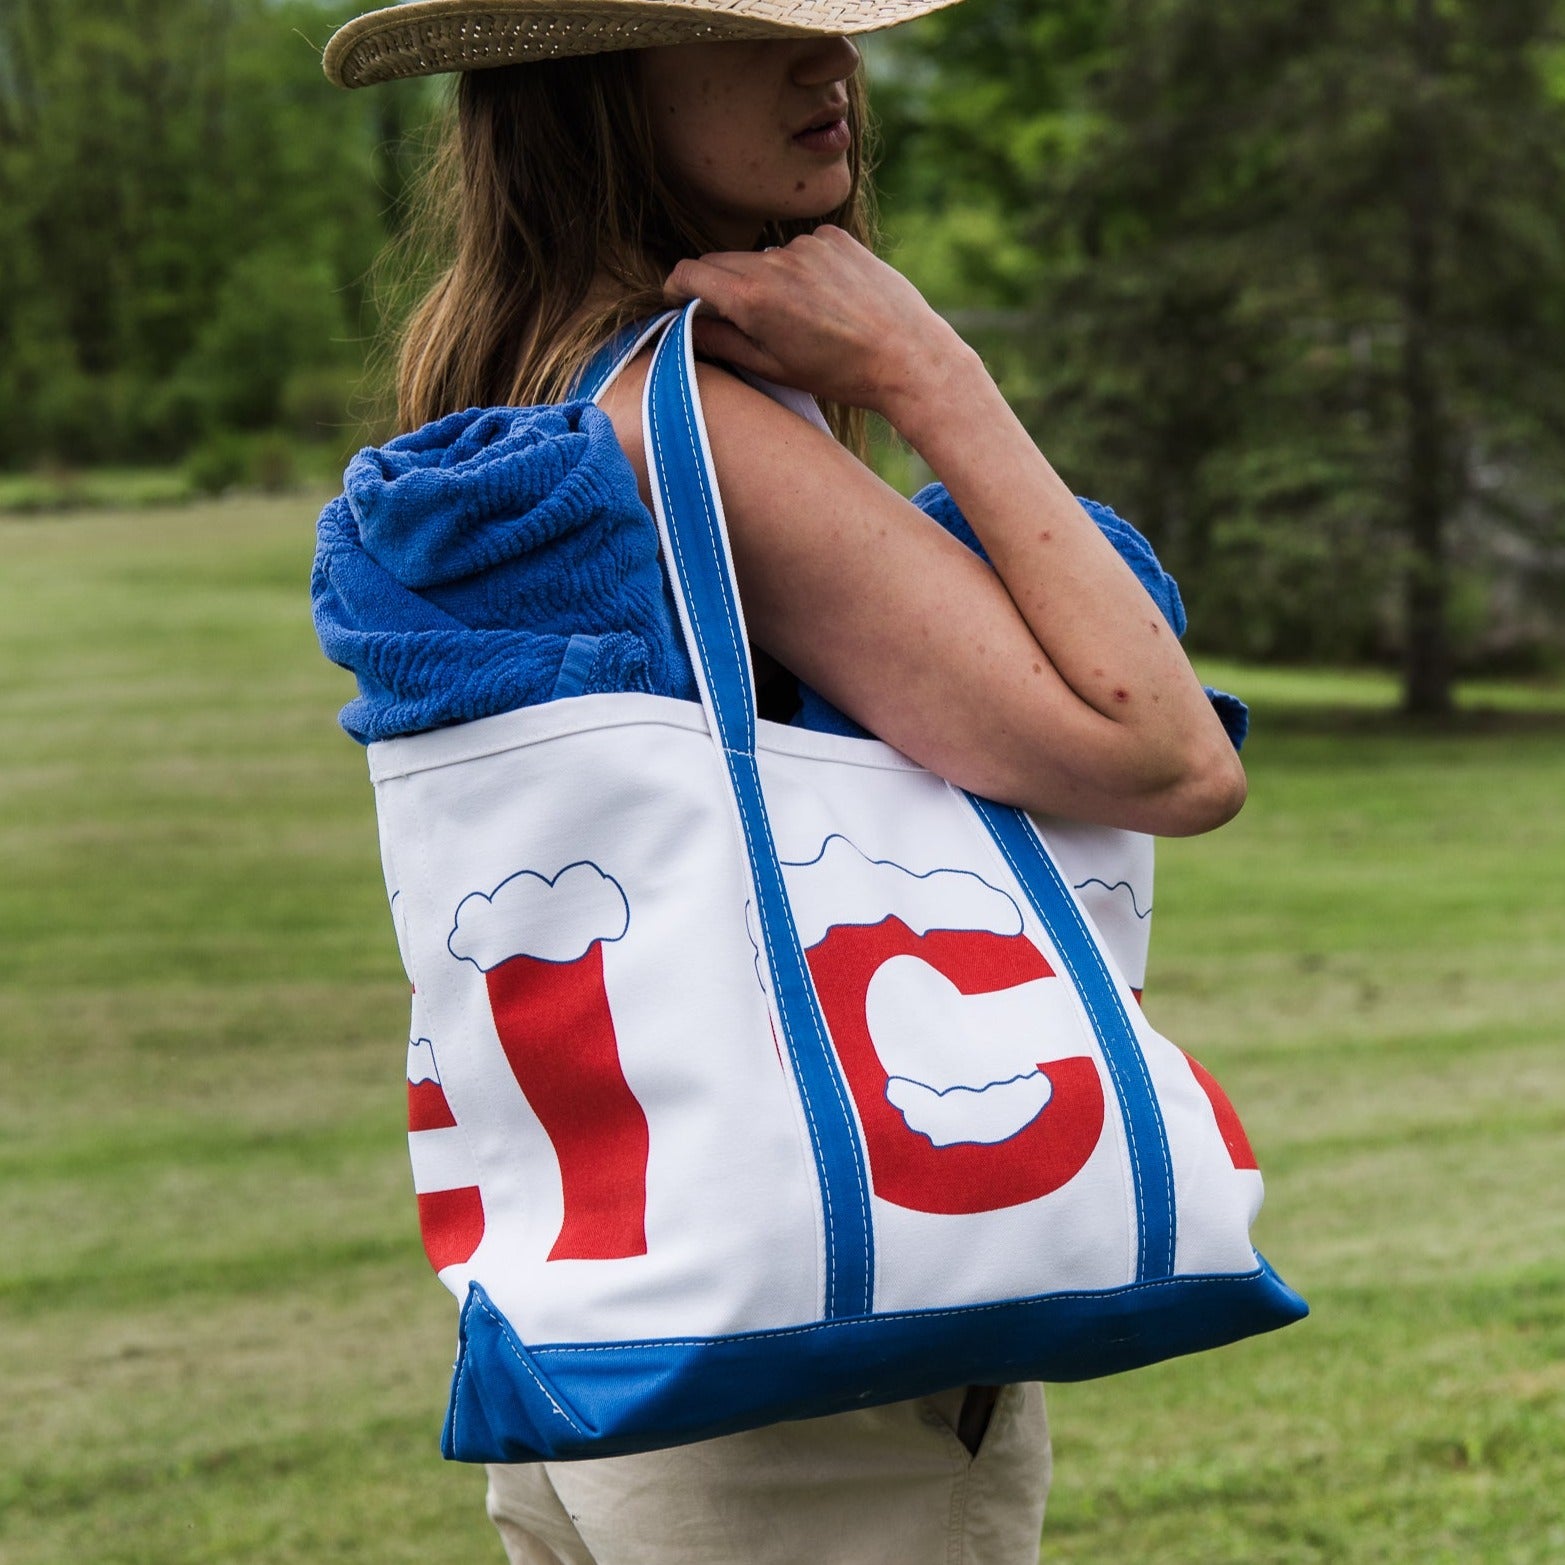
[486,1384,1050,1565]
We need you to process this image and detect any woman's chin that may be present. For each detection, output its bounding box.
[705,174,852,246]
[773,172,854,225]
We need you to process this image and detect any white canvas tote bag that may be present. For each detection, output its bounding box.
[370,305,1307,1464]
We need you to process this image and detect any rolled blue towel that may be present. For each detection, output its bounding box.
[312,401,695,744]
[313,400,1245,752]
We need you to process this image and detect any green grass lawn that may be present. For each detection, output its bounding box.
[2,500,1561,1563]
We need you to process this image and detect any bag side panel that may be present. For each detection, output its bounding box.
[1033,816,1155,993]
[1136,1024,1269,1276]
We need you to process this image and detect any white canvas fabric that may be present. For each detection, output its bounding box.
[367,307,1305,1465]
[376,697,1192,1339]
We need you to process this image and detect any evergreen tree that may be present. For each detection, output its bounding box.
[0,0,435,466]
[879,0,1565,709]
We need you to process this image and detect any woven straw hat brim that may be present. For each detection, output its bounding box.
[325,0,964,88]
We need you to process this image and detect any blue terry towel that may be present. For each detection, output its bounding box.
[313,400,1245,751]
[312,401,695,744]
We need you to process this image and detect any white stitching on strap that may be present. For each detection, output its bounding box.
[981,808,1174,1274]
[649,340,731,752]
[531,1267,1273,1356]
[672,329,750,752]
[472,1293,583,1430]
[651,310,874,1316]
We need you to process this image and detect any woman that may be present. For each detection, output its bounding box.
[323,4,1247,1561]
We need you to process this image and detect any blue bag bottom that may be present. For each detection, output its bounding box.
[443,1263,1308,1463]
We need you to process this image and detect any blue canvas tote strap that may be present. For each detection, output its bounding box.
[584,313,878,1317]
[643,305,875,1320]
[642,302,1179,1302]
[965,797,1177,1281]
[576,314,678,404]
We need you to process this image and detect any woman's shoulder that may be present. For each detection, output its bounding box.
[595,349,849,508]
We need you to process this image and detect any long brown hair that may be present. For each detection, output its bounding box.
[390,50,876,454]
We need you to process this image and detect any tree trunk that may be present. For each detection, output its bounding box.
[1400,0,1453,717]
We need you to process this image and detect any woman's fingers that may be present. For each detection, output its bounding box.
[665,253,817,386]
[663,256,791,376]
[687,316,787,380]
[663,230,940,409]
[664,254,768,318]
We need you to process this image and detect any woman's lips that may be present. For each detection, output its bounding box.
[792,118,851,155]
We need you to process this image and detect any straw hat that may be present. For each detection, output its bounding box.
[324,0,964,89]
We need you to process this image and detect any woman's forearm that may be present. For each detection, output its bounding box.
[663,232,1246,832]
[874,330,1244,825]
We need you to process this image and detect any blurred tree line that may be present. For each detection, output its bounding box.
[0,0,430,483]
[874,0,1565,709]
[2,0,1563,705]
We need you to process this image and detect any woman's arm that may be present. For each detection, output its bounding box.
[597,227,1245,836]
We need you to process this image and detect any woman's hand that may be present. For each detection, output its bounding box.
[614,234,1248,837]
[663,227,967,415]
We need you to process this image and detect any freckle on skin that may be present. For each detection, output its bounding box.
[794,180,806,192]
[1114,688,1130,702]
[1149,620,1161,634]
[1037,529,1053,542]
[1032,662,1042,675]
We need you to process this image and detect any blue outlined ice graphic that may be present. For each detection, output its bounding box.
[1072,878,1151,920]
[448,861,629,970]
[782,834,1023,948]
[885,1069,1055,1147]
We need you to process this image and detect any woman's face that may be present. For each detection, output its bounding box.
[638,37,862,249]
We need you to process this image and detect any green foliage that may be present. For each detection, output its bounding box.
[181,430,346,497]
[167,247,349,433]
[0,465,196,513]
[4,1,1563,694]
[183,431,259,496]
[0,1,433,467]
[280,363,367,442]
[876,0,1565,703]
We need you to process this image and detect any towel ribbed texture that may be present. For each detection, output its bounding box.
[312,401,694,745]
[312,399,1245,751]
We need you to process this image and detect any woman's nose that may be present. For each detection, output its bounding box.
[790,36,861,87]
